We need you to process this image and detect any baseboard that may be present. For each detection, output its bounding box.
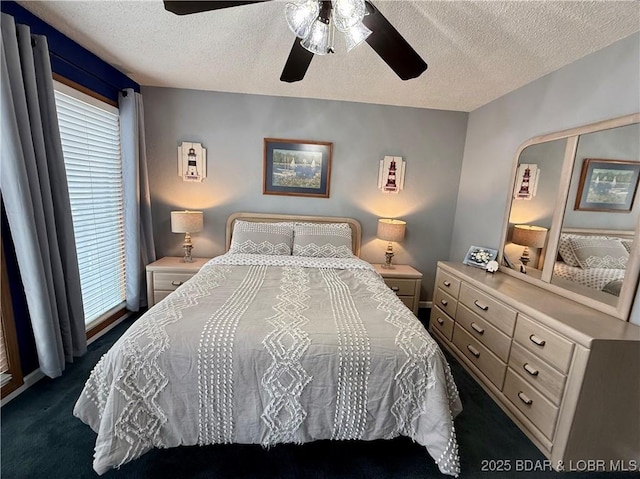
[1,368,45,407]
[419,300,432,309]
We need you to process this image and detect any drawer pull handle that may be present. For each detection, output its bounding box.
[529,334,546,347]
[517,391,533,405]
[443,280,451,287]
[440,299,448,307]
[466,344,480,358]
[470,322,484,335]
[523,363,539,376]
[391,286,400,292]
[474,300,489,311]
[437,317,444,325]
[171,281,184,286]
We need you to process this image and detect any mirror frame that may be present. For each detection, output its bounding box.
[498,113,640,321]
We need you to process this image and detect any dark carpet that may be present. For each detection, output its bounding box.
[1,314,630,479]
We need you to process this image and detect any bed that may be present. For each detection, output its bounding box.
[74,212,462,476]
[553,228,633,297]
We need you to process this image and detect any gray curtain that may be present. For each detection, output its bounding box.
[0,14,86,378]
[119,89,156,311]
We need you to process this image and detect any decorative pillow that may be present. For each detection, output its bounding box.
[568,237,629,269]
[620,239,633,254]
[557,234,609,267]
[229,221,294,255]
[292,222,353,258]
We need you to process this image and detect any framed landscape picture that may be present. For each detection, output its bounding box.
[574,158,640,212]
[263,138,333,198]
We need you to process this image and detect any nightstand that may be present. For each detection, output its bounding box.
[372,264,423,315]
[146,256,211,307]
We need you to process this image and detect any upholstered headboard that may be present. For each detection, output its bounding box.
[226,212,362,257]
[561,228,635,241]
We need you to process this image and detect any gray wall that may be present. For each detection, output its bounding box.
[451,32,640,323]
[142,87,468,301]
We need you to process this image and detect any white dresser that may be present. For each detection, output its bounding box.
[430,261,640,470]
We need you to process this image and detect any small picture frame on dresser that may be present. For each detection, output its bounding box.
[463,245,498,269]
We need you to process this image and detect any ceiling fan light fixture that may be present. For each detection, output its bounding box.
[301,18,330,55]
[344,20,371,52]
[285,0,320,38]
[331,0,366,32]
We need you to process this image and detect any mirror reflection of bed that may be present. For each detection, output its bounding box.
[550,228,634,306]
[498,113,640,321]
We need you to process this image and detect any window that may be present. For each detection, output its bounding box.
[53,81,126,328]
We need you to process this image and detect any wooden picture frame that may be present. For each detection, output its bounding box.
[263,138,332,198]
[574,158,640,212]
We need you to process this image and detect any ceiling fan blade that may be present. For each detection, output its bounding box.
[280,40,314,83]
[164,1,270,16]
[362,1,427,80]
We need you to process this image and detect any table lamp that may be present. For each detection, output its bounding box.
[377,218,406,269]
[512,224,548,273]
[171,210,204,263]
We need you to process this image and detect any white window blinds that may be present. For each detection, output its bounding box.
[54,82,126,326]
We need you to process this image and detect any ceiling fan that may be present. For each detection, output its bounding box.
[163,0,427,83]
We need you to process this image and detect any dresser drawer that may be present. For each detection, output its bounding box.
[430,306,455,340]
[154,272,196,291]
[456,304,511,362]
[503,369,559,440]
[435,269,461,298]
[384,278,417,296]
[459,283,517,336]
[453,324,507,390]
[398,296,415,311]
[514,315,574,374]
[509,342,566,405]
[434,288,458,319]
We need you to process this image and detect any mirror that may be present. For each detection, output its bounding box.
[499,114,640,321]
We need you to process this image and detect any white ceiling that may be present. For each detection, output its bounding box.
[18,0,640,112]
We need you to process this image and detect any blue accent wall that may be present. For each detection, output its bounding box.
[1,1,139,102]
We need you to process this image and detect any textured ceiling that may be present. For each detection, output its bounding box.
[18,0,640,112]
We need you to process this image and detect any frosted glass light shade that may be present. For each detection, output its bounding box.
[285,0,319,38]
[344,21,372,52]
[301,19,330,55]
[171,211,204,233]
[377,219,406,242]
[332,0,366,32]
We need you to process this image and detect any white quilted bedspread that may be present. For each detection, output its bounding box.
[74,254,462,475]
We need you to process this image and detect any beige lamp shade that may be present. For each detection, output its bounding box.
[377,219,406,242]
[171,211,204,233]
[512,224,548,248]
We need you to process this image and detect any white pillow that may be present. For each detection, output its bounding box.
[229,221,294,255]
[557,233,609,267]
[292,223,353,258]
[569,237,629,269]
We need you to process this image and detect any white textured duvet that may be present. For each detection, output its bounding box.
[74,254,462,475]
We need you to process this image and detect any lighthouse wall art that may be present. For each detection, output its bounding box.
[378,156,406,194]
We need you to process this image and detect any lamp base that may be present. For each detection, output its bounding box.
[382,245,395,269]
[181,233,194,263]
